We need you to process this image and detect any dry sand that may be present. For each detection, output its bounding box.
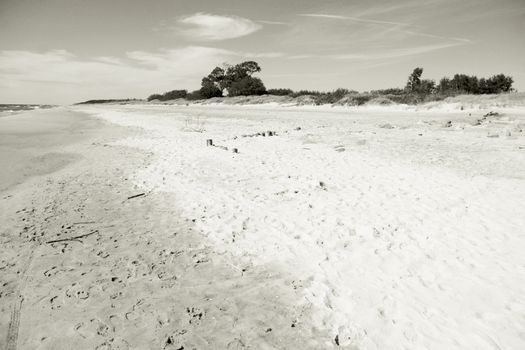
[1,102,525,349]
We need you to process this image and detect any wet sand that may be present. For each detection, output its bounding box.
[0,108,103,192]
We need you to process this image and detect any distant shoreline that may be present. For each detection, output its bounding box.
[0,104,56,117]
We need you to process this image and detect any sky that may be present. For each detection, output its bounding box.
[0,0,524,104]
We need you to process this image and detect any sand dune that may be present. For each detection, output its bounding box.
[1,103,524,349]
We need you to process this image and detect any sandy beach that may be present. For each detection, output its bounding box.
[1,102,525,349]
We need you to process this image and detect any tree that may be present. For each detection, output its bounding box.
[406,67,424,93]
[200,61,265,98]
[437,77,452,94]
[486,74,513,93]
[228,77,266,97]
[209,66,227,90]
[419,79,436,94]
[200,77,223,98]
[226,61,261,81]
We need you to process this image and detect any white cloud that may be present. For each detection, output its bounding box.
[0,46,284,104]
[0,47,236,103]
[177,13,261,41]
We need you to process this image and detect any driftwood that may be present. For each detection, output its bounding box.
[46,230,99,244]
[127,193,145,200]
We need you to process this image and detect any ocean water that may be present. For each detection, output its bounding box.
[0,104,55,117]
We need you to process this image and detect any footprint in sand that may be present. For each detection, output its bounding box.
[43,266,59,277]
[226,338,246,349]
[65,283,90,300]
[163,331,187,350]
[125,299,146,321]
[50,295,61,310]
[74,318,113,339]
[95,338,130,350]
[186,306,205,325]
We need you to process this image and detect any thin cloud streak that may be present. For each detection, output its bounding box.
[298,13,412,27]
[297,13,471,44]
[332,42,461,60]
[257,20,289,26]
[285,42,461,61]
[401,30,472,43]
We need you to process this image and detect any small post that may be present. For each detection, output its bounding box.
[232,148,238,153]
[206,139,213,146]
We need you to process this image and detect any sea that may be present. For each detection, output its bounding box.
[0,104,56,117]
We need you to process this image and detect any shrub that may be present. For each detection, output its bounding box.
[186,90,204,101]
[162,89,187,100]
[147,90,187,101]
[147,94,163,101]
[267,88,293,96]
[290,90,323,97]
[371,88,405,95]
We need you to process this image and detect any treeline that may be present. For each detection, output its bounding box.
[147,61,515,104]
[405,67,514,95]
[75,98,141,105]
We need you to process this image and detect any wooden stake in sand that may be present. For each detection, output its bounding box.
[206,139,213,146]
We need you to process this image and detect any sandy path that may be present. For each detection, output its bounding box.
[76,103,525,349]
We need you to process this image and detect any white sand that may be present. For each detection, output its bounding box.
[2,102,525,349]
[76,102,525,349]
